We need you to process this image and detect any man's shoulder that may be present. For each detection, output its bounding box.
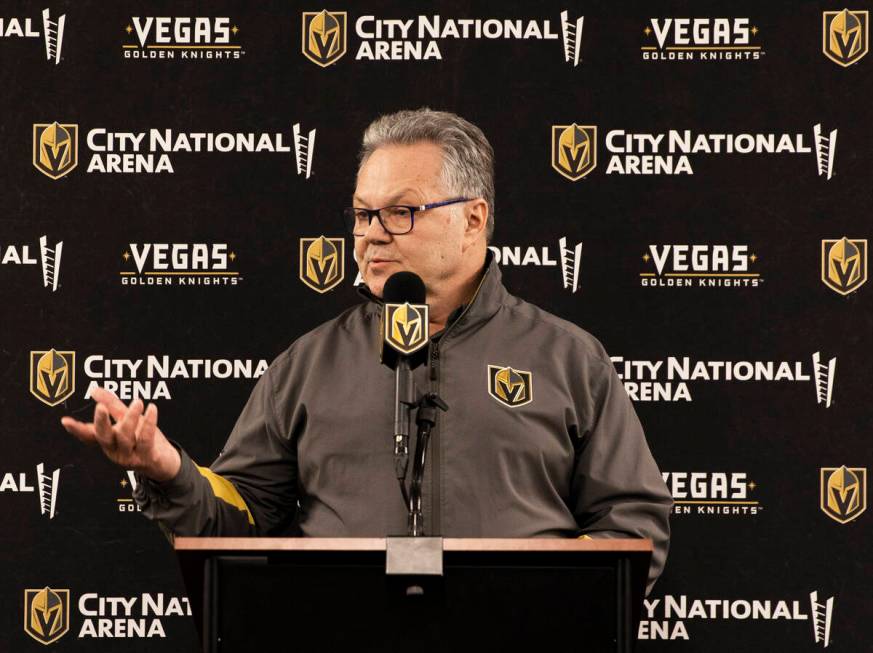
[500,293,612,367]
[268,301,371,372]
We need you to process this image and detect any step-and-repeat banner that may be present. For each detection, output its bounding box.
[1,1,869,650]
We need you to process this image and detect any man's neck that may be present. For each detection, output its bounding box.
[427,262,486,335]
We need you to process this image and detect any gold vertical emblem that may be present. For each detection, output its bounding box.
[29,349,76,407]
[383,302,429,355]
[821,237,867,295]
[487,365,533,407]
[820,466,867,523]
[24,587,70,645]
[551,124,597,181]
[33,122,78,180]
[823,9,869,67]
[302,10,347,67]
[299,236,345,293]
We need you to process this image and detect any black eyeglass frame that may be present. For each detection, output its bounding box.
[342,197,472,236]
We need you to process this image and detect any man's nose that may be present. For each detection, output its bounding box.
[363,214,392,243]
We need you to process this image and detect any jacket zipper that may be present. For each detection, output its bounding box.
[425,267,492,535]
[429,342,440,380]
[428,340,441,534]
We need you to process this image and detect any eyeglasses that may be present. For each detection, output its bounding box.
[342,197,471,236]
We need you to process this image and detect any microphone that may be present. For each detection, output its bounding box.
[380,271,429,369]
[383,270,425,305]
[380,272,429,501]
[379,272,449,536]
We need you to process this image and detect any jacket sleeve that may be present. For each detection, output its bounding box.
[569,355,673,595]
[133,365,298,536]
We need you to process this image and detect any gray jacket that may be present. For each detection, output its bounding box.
[134,256,672,591]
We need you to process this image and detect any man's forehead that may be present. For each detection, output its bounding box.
[354,143,447,202]
[353,187,422,206]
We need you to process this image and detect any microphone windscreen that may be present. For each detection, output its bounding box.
[383,271,426,305]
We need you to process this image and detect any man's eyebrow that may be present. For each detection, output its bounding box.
[353,189,421,207]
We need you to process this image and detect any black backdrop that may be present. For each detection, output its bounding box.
[1,0,870,650]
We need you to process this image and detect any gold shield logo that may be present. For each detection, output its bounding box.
[33,122,78,180]
[384,303,429,355]
[300,236,345,293]
[551,124,596,181]
[488,365,533,408]
[30,349,75,407]
[820,466,867,523]
[24,587,70,645]
[823,9,869,67]
[302,10,347,67]
[822,237,867,295]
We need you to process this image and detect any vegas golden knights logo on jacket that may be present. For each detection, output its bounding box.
[33,122,78,179]
[487,365,533,407]
[30,349,76,406]
[24,587,70,644]
[820,466,867,523]
[822,237,867,295]
[551,124,596,181]
[302,10,347,67]
[823,9,869,67]
[383,303,429,355]
[299,236,344,293]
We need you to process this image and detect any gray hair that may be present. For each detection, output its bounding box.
[358,108,495,243]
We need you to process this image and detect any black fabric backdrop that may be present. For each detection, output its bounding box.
[1,0,870,650]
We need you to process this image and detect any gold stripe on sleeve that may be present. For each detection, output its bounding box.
[195,465,255,526]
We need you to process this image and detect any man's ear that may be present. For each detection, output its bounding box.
[464,199,489,241]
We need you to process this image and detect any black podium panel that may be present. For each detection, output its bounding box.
[209,552,619,652]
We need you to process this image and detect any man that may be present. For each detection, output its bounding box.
[62,108,672,593]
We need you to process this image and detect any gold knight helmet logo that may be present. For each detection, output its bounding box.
[822,237,867,295]
[820,466,867,523]
[33,122,78,180]
[488,365,533,408]
[24,587,70,645]
[302,10,347,67]
[551,124,597,181]
[823,9,869,67]
[384,302,429,355]
[30,349,76,407]
[300,236,345,293]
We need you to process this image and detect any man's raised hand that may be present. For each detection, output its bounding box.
[61,386,181,482]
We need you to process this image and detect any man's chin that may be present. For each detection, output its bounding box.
[368,283,384,298]
[361,275,384,298]
[365,264,403,294]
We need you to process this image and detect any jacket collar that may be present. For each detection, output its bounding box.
[357,250,507,340]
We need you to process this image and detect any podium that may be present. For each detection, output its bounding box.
[175,537,651,653]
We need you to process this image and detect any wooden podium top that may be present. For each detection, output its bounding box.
[174,536,652,553]
[174,537,652,652]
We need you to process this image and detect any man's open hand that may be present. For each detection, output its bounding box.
[61,386,181,482]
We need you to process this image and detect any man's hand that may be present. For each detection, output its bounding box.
[61,387,182,482]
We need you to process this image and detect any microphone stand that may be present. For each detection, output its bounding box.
[394,358,414,507]
[408,393,448,536]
